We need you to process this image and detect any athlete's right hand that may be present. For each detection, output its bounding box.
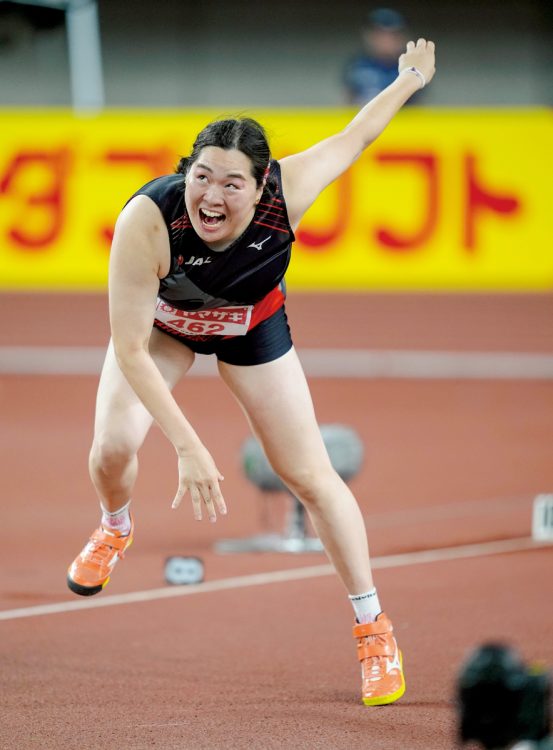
[171,446,227,522]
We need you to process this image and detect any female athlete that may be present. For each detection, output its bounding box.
[67,38,436,706]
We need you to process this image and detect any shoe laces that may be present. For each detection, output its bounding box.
[367,659,383,681]
[360,634,388,681]
[83,536,122,566]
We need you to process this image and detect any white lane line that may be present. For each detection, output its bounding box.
[0,536,549,622]
[300,349,553,380]
[1,346,553,379]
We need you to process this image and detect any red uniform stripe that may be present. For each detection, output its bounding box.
[253,221,290,234]
[258,201,285,211]
[246,286,286,332]
[259,209,288,222]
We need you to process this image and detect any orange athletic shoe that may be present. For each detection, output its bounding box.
[353,612,405,706]
[67,517,134,597]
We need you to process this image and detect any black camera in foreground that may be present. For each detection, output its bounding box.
[457,643,552,749]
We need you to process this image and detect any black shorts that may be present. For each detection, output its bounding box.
[155,305,293,366]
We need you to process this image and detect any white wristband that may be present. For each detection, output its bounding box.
[401,66,426,89]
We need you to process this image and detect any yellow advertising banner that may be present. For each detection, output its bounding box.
[0,109,551,290]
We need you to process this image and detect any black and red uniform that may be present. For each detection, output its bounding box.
[129,159,294,365]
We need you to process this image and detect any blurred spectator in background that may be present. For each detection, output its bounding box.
[343,7,422,105]
[457,642,553,750]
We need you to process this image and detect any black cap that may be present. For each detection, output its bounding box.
[367,8,406,31]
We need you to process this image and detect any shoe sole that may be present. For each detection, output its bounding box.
[362,681,406,706]
[362,651,406,706]
[66,536,133,597]
[66,574,109,597]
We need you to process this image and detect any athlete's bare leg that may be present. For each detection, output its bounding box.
[89,329,195,511]
[218,347,373,594]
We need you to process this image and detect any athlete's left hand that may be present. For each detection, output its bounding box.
[398,38,436,86]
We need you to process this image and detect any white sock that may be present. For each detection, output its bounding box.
[348,587,382,624]
[101,499,132,536]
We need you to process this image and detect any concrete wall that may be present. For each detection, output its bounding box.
[0,0,551,107]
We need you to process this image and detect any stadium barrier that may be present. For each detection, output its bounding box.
[1,109,551,291]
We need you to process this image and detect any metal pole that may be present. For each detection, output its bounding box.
[65,0,104,111]
[0,0,105,111]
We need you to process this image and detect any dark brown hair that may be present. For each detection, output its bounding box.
[176,117,271,188]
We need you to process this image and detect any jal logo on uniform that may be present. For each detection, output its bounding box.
[185,256,213,266]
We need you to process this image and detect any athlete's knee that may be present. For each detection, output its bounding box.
[279,463,336,506]
[89,431,139,475]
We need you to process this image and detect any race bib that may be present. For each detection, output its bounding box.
[155,299,253,337]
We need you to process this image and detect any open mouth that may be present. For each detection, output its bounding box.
[199,208,226,228]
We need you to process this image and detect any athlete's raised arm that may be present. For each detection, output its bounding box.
[280,38,435,229]
[109,196,226,520]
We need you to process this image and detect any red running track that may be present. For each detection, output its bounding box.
[1,292,553,749]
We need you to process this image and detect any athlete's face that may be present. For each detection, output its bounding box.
[185,147,263,251]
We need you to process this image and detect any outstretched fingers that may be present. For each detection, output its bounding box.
[172,478,227,522]
[172,451,227,521]
[172,485,185,510]
[210,479,227,518]
[197,483,217,523]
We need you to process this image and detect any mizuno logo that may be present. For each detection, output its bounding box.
[248,235,272,251]
[386,645,402,674]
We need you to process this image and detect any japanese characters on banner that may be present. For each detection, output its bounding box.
[0,110,551,290]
